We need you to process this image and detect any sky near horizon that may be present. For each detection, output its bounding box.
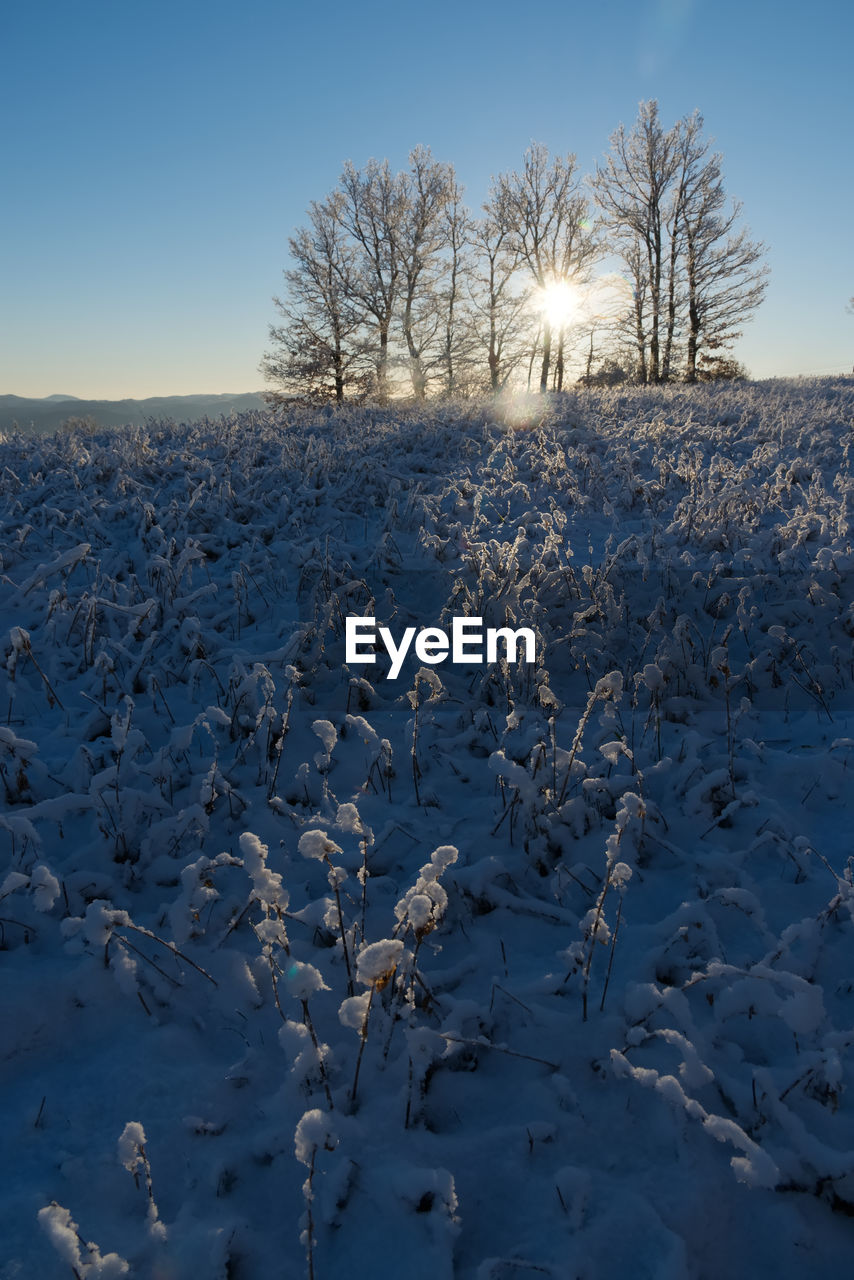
[1,0,852,399]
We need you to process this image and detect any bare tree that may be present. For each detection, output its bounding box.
[438,175,477,396]
[683,199,767,381]
[261,193,367,403]
[595,102,768,383]
[670,113,768,381]
[496,143,598,391]
[396,146,456,399]
[593,101,681,384]
[337,158,406,402]
[470,182,531,395]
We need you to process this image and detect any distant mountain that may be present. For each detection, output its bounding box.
[0,392,269,436]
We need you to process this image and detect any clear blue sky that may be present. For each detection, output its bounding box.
[1,0,851,397]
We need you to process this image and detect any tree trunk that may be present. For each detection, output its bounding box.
[377,328,389,403]
[539,321,552,392]
[634,291,647,384]
[488,312,500,393]
[334,339,344,403]
[648,234,661,383]
[585,331,595,381]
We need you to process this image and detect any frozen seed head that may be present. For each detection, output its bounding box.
[610,861,633,888]
[8,626,30,653]
[327,865,348,890]
[0,871,30,897]
[338,991,371,1031]
[709,646,729,671]
[430,845,459,873]
[356,938,405,986]
[599,740,625,766]
[294,1109,337,1165]
[641,662,665,693]
[594,670,623,699]
[80,900,131,947]
[240,831,289,910]
[254,917,289,948]
[38,1203,84,1271]
[238,831,269,870]
[39,1203,130,1275]
[117,1121,147,1173]
[405,893,433,932]
[284,960,329,1001]
[335,802,363,833]
[298,829,343,861]
[344,714,379,749]
[311,719,338,754]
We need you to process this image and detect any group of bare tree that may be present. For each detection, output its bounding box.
[261,102,769,403]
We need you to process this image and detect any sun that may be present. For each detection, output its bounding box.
[538,279,580,330]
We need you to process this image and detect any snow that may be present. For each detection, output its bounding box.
[298,829,343,861]
[355,938,405,985]
[3,378,854,1276]
[294,1110,337,1165]
[285,960,330,1000]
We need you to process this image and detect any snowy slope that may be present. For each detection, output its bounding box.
[2,380,854,1278]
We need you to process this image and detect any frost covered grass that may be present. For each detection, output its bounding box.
[2,379,854,1276]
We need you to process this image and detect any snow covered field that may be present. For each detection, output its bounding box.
[2,378,854,1278]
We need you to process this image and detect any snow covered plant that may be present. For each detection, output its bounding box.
[342,846,459,1108]
[294,1109,337,1280]
[487,670,625,854]
[336,801,373,938]
[406,666,445,807]
[38,1202,129,1278]
[344,712,394,802]
[394,844,459,950]
[563,795,637,1020]
[311,718,337,786]
[5,623,64,711]
[0,860,60,946]
[298,826,355,995]
[0,723,40,804]
[62,899,217,1011]
[237,831,335,1105]
[343,937,405,1107]
[240,831,290,953]
[279,960,334,1109]
[559,670,625,805]
[291,719,341,809]
[117,1121,167,1241]
[61,901,142,999]
[167,850,242,945]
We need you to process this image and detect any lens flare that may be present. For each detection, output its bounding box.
[538,280,580,330]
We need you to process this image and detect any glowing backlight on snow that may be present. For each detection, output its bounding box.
[538,279,581,330]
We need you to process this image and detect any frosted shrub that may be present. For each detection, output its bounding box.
[240,831,289,933]
[0,861,59,913]
[394,845,459,942]
[344,937,405,1107]
[336,800,373,935]
[298,826,354,994]
[407,667,445,806]
[563,795,637,1019]
[343,846,459,1109]
[0,723,40,802]
[117,1121,167,1241]
[167,850,241,945]
[295,1109,338,1280]
[38,1202,129,1278]
[62,901,140,998]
